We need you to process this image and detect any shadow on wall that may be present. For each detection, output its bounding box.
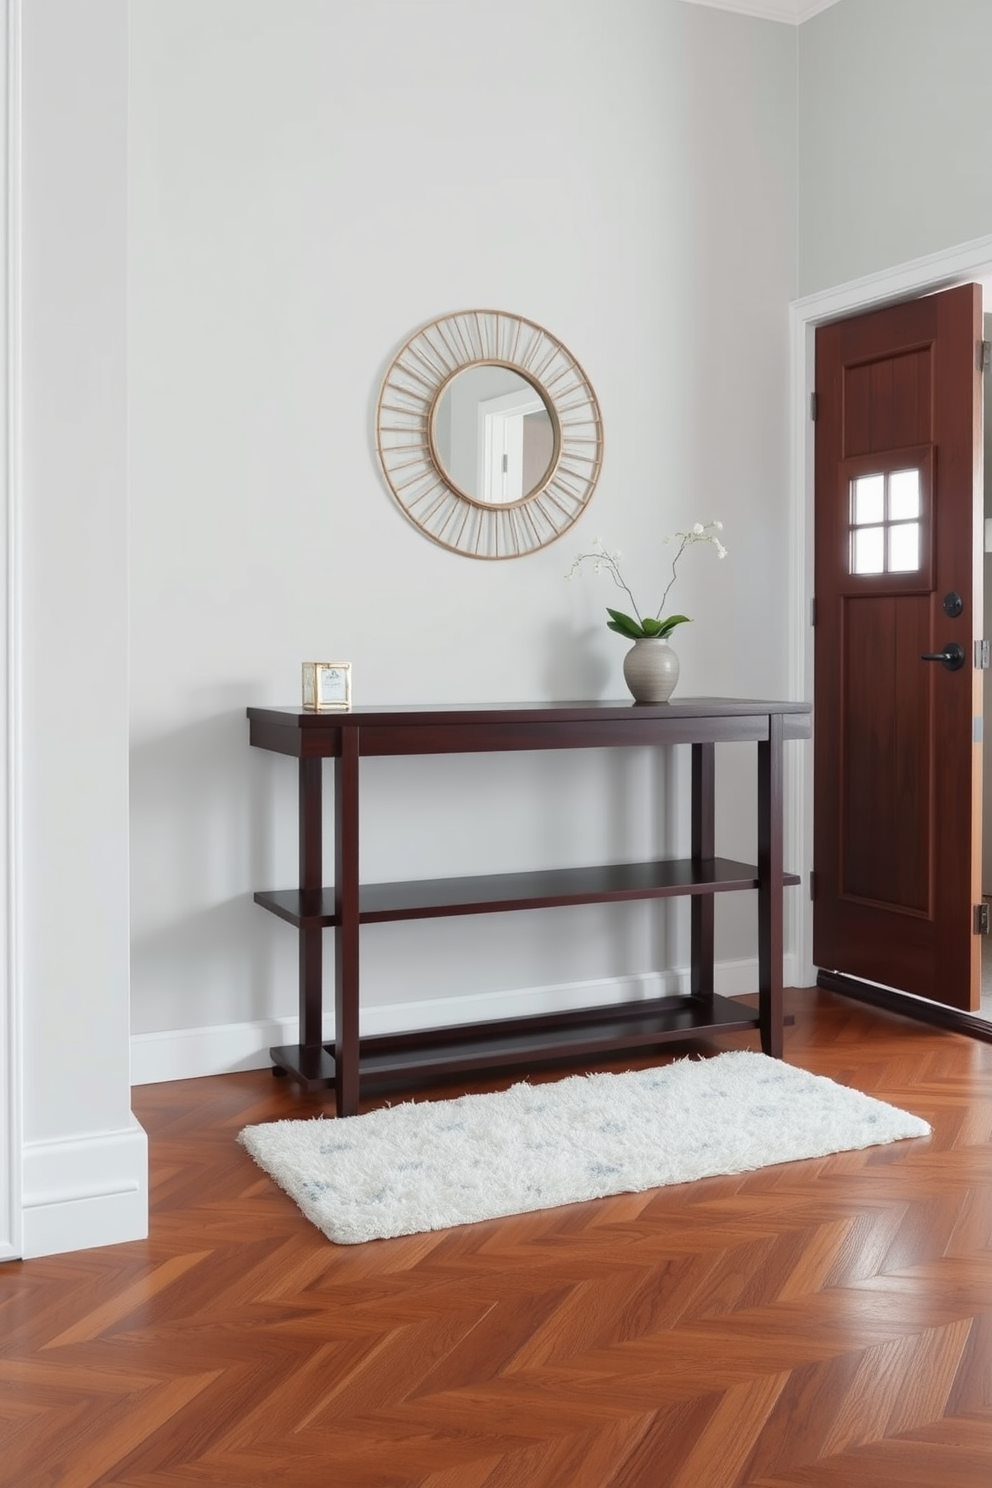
[129,692,691,1040]
[540,617,613,702]
[129,705,294,1034]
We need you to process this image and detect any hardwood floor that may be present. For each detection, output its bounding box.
[2,987,991,1487]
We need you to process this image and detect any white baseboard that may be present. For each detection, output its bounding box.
[130,956,802,1086]
[21,1118,148,1259]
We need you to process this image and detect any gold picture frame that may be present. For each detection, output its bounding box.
[302,662,352,712]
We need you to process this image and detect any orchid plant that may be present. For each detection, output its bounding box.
[565,521,727,641]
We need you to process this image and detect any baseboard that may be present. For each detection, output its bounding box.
[21,1118,148,1259]
[130,956,801,1085]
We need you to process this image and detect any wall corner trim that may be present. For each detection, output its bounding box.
[21,1118,148,1259]
[1,0,24,1262]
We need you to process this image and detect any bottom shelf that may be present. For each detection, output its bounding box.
[270,993,793,1095]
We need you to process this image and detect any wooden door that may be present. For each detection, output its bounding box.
[813,283,984,1011]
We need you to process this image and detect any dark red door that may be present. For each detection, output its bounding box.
[813,283,983,1011]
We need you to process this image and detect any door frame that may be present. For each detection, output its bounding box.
[789,231,992,990]
[476,385,546,504]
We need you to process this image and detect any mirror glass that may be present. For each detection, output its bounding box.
[431,365,558,506]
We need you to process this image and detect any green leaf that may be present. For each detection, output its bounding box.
[605,607,645,639]
[639,617,665,637]
[605,607,641,631]
[657,614,692,638]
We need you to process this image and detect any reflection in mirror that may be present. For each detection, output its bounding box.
[432,365,558,505]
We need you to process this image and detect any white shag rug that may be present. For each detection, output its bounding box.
[238,1051,930,1245]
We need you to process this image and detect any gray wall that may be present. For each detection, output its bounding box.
[799,0,992,295]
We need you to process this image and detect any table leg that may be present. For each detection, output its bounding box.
[298,756,323,1071]
[757,713,784,1057]
[334,727,361,1117]
[690,742,715,1004]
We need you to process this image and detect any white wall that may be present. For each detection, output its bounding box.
[14,0,146,1257]
[798,0,992,296]
[128,0,800,1079]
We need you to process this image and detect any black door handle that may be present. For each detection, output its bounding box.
[921,642,965,671]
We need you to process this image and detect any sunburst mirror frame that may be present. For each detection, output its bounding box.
[376,309,604,560]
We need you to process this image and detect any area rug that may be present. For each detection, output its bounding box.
[238,1051,930,1245]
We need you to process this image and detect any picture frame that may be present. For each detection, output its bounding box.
[302,661,352,712]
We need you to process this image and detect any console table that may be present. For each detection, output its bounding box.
[247,698,810,1117]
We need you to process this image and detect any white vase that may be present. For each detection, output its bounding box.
[622,637,680,704]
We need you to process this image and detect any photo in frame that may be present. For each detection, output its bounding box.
[302,661,352,712]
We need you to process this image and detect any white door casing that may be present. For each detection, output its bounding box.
[477,385,547,504]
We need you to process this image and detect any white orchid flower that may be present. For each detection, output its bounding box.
[564,519,729,640]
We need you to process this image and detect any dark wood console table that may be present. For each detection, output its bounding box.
[247,698,811,1117]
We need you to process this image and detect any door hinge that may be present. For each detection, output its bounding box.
[979,340,991,373]
[976,639,990,670]
[974,902,990,935]
[810,391,819,421]
[809,870,817,901]
[810,597,817,627]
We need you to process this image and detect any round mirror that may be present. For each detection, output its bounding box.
[376,309,603,560]
[429,365,560,507]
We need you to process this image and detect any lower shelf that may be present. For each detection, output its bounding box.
[255,859,802,927]
[270,993,793,1095]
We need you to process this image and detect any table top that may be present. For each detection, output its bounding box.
[248,697,811,728]
[247,699,812,757]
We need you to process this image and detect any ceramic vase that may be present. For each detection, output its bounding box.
[622,636,680,704]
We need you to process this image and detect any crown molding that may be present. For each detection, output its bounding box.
[680,0,843,23]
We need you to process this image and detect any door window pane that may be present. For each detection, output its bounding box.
[889,468,920,520]
[853,526,885,574]
[888,522,920,572]
[853,474,884,526]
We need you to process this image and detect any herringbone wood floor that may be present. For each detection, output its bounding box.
[2,987,991,1487]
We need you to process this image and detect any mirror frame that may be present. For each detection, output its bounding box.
[376,310,603,560]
